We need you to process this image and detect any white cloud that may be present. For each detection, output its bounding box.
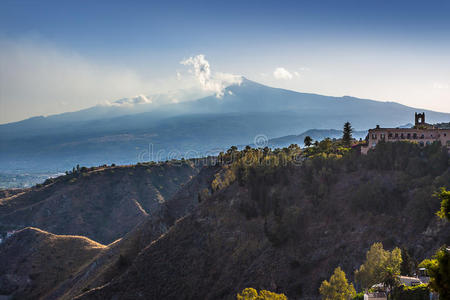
[180,54,242,97]
[433,82,449,89]
[294,71,300,77]
[273,67,293,80]
[0,38,158,123]
[109,94,152,106]
[0,40,226,123]
[0,40,242,123]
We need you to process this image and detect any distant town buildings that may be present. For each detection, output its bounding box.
[361,112,450,154]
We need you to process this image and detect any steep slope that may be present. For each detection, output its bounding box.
[46,165,220,300]
[0,161,201,244]
[0,227,105,300]
[78,144,450,300]
[0,163,217,300]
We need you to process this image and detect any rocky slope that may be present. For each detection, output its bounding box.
[0,227,105,300]
[0,161,201,244]
[1,143,449,300]
[75,143,450,300]
[47,165,220,300]
[78,167,450,299]
[0,162,217,300]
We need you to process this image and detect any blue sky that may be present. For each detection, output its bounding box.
[1,0,450,123]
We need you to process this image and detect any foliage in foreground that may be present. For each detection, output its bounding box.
[353,292,364,300]
[319,267,356,300]
[391,284,430,300]
[436,187,450,221]
[419,246,450,299]
[354,243,402,291]
[237,288,287,300]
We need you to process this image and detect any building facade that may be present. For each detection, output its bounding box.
[361,113,450,155]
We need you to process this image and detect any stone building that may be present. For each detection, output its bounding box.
[361,113,450,155]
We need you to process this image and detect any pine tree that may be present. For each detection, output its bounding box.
[342,122,353,147]
[400,247,415,276]
[304,136,312,147]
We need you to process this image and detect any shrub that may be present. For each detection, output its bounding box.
[436,187,450,221]
[353,292,364,300]
[237,288,287,300]
[391,284,429,300]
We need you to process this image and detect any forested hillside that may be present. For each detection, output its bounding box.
[1,141,449,299]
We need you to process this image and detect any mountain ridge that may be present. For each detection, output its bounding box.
[1,78,449,173]
[2,78,448,127]
[0,161,202,244]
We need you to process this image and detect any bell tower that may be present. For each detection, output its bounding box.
[415,112,425,126]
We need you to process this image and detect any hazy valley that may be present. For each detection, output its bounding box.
[1,79,449,176]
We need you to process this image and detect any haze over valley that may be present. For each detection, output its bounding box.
[1,76,449,180]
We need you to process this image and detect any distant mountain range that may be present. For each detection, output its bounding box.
[1,78,449,173]
[266,129,368,149]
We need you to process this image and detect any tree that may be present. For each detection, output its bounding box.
[381,266,400,293]
[400,247,415,276]
[419,247,450,299]
[237,288,287,300]
[436,187,450,221]
[304,136,312,147]
[355,243,402,291]
[319,138,333,153]
[342,122,353,147]
[319,267,356,300]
